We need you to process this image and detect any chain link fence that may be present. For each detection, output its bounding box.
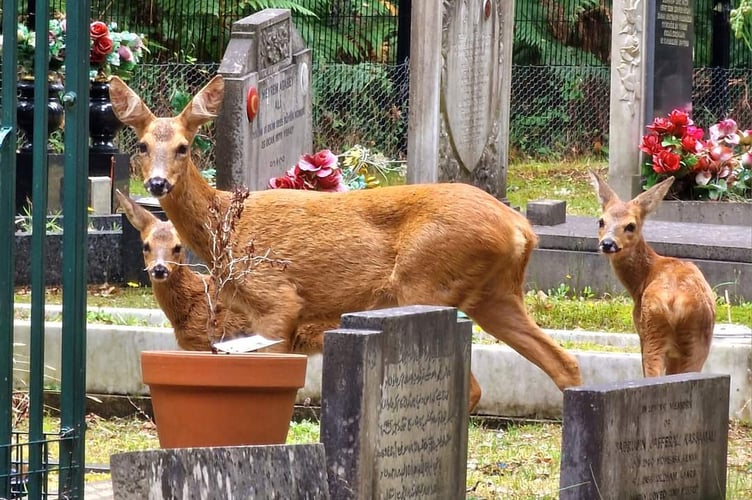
[117,62,410,175]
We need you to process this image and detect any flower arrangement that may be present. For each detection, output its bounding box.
[640,109,752,200]
[267,145,406,192]
[89,21,147,82]
[3,16,66,80]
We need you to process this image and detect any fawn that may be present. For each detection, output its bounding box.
[590,172,716,376]
[116,190,331,353]
[108,75,582,411]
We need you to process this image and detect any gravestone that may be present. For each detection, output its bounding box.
[215,9,312,192]
[408,1,514,199]
[110,444,329,499]
[608,0,695,199]
[320,305,471,499]
[560,373,729,500]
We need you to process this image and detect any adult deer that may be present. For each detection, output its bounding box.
[116,190,330,354]
[109,75,582,411]
[590,172,715,376]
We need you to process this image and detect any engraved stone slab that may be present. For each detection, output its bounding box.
[110,444,329,499]
[442,0,501,172]
[560,373,729,500]
[320,305,471,500]
[216,9,312,191]
[649,0,694,117]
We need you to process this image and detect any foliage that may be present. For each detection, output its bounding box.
[640,109,752,200]
[312,62,407,157]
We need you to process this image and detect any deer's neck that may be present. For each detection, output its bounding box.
[157,162,228,264]
[609,240,659,302]
[151,265,209,330]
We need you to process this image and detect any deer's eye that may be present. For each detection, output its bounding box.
[597,218,605,228]
[176,144,188,156]
[137,142,148,154]
[173,244,182,255]
[625,223,636,232]
[143,242,150,253]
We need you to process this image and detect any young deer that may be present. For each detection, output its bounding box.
[590,172,716,376]
[116,190,331,353]
[108,75,582,411]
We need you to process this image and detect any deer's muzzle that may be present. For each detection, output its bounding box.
[145,177,173,198]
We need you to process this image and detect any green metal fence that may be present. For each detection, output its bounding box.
[0,1,89,498]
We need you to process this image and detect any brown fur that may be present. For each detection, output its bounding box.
[116,190,332,353]
[109,75,583,411]
[590,172,716,376]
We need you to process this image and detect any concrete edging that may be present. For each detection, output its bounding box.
[13,306,752,420]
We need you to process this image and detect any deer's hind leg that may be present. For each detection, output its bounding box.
[466,290,582,391]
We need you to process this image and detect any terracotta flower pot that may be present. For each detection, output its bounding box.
[141,350,307,448]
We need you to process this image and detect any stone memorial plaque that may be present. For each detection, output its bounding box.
[320,306,471,500]
[216,9,312,191]
[650,0,694,117]
[560,373,729,500]
[442,0,502,174]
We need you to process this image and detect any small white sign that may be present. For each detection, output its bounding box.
[212,335,283,354]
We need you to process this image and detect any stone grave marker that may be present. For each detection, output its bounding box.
[320,305,471,499]
[608,0,695,199]
[110,444,329,499]
[215,9,312,192]
[560,373,730,500]
[408,1,514,198]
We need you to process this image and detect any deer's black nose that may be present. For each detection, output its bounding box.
[599,238,620,254]
[145,177,171,197]
[150,264,170,280]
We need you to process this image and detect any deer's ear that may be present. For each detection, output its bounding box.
[109,76,156,136]
[115,189,158,233]
[179,75,225,131]
[632,176,674,215]
[589,170,620,209]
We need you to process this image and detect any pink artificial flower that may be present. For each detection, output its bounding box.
[298,149,337,173]
[709,119,738,142]
[118,45,134,62]
[684,125,705,140]
[317,169,348,192]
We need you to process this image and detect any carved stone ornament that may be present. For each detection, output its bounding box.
[616,0,642,117]
[259,21,290,70]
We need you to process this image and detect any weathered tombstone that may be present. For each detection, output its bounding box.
[608,0,694,199]
[407,1,514,199]
[109,444,329,499]
[320,305,471,499]
[215,9,312,192]
[560,373,730,500]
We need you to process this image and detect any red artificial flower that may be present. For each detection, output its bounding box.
[90,37,113,64]
[680,134,702,154]
[639,133,664,155]
[316,169,347,192]
[652,150,682,174]
[90,21,109,40]
[647,117,675,136]
[667,109,691,136]
[684,125,705,140]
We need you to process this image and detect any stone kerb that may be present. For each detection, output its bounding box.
[110,444,329,499]
[215,9,312,191]
[320,305,471,500]
[560,373,730,500]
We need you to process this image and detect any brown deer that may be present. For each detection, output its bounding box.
[590,172,716,376]
[115,189,331,353]
[108,75,582,411]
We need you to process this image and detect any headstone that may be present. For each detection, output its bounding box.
[407,1,514,199]
[320,305,471,499]
[215,9,312,192]
[109,444,329,499]
[560,373,729,500]
[608,0,694,200]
